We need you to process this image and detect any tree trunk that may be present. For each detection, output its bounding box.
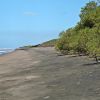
[94,54,99,63]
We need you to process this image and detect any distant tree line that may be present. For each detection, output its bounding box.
[55,1,100,63]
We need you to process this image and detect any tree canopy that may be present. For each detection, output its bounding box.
[56,1,100,62]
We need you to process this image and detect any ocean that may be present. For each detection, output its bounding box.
[0,49,13,56]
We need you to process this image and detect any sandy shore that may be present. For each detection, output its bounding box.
[0,47,100,100]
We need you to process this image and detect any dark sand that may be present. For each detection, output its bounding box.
[0,47,100,100]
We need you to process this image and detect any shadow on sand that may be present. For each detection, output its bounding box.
[83,62,100,66]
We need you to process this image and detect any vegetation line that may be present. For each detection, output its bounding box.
[55,1,100,63]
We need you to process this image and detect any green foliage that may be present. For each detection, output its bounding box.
[80,1,97,28]
[39,39,57,47]
[18,45,38,50]
[76,28,89,54]
[56,1,100,61]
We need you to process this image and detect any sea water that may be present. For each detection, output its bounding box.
[0,49,13,56]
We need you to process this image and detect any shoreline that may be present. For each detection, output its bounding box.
[0,49,15,57]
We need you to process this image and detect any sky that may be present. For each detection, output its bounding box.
[0,0,89,48]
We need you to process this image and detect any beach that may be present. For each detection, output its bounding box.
[0,47,100,100]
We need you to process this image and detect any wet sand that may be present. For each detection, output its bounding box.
[0,47,100,100]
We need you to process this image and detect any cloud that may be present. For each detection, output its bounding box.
[24,12,38,16]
